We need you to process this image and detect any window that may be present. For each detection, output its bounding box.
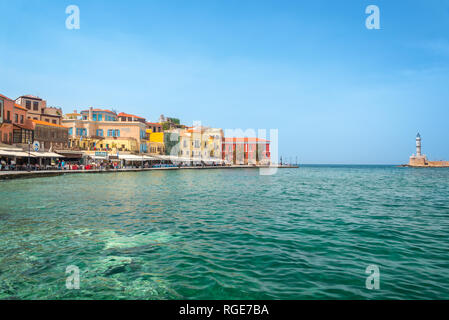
[96,129,103,137]
[33,101,38,111]
[7,111,10,121]
[0,99,3,123]
[76,128,87,136]
[93,114,97,121]
[20,115,24,124]
[68,128,73,135]
[98,114,102,121]
[25,100,31,109]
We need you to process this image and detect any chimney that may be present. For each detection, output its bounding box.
[89,107,93,121]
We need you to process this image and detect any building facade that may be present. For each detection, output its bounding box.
[0,93,15,144]
[15,95,63,125]
[63,107,149,153]
[178,126,223,160]
[32,120,69,151]
[0,93,34,146]
[222,138,271,165]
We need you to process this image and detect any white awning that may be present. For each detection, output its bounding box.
[89,155,107,160]
[119,154,146,161]
[0,149,35,157]
[30,152,64,158]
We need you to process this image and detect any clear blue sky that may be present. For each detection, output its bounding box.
[1,0,448,164]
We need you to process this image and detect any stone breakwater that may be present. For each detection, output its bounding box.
[0,165,298,180]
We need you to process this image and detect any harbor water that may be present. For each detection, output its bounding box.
[1,165,448,299]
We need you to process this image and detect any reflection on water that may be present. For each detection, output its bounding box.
[1,167,449,299]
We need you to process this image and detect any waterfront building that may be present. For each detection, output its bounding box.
[15,95,63,125]
[0,93,34,145]
[408,133,449,167]
[146,122,165,154]
[178,126,223,161]
[32,120,69,151]
[222,137,271,165]
[63,107,149,154]
[0,93,16,144]
[164,129,181,156]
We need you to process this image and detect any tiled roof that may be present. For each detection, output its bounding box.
[0,93,13,101]
[118,112,145,119]
[14,103,27,111]
[32,120,68,129]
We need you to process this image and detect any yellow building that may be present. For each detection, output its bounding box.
[147,130,165,154]
[179,126,223,161]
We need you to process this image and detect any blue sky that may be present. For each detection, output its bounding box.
[1,0,449,164]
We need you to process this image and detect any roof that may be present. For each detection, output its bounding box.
[81,109,116,114]
[14,103,27,111]
[32,120,68,129]
[118,112,145,119]
[13,123,34,130]
[223,137,270,143]
[18,95,43,101]
[0,93,13,101]
[147,122,162,126]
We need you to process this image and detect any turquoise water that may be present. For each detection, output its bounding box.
[1,166,449,299]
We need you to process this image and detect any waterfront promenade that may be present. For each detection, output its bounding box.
[0,164,298,180]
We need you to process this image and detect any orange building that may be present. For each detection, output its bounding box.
[0,93,34,145]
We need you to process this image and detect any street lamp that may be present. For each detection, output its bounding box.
[27,140,31,171]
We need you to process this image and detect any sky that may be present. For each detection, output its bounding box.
[1,0,449,164]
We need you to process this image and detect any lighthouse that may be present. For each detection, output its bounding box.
[409,132,427,166]
[416,133,421,156]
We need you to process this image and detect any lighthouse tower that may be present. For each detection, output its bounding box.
[416,133,421,156]
[409,132,427,166]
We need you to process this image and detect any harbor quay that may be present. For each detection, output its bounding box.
[0,164,298,180]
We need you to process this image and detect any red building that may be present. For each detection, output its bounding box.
[222,137,270,165]
[0,94,34,145]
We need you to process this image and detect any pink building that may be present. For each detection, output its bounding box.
[222,137,270,165]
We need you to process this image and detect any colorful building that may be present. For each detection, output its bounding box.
[0,93,34,145]
[63,107,149,154]
[146,122,164,154]
[222,137,271,165]
[178,126,223,161]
